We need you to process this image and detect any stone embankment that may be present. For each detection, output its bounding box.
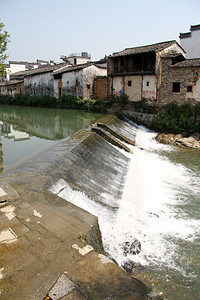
[0,115,164,300]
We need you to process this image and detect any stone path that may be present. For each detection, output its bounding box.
[0,183,161,300]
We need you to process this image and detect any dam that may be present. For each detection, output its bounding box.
[0,114,160,300]
[0,110,199,300]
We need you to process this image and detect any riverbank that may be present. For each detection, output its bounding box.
[0,116,164,299]
[108,100,200,150]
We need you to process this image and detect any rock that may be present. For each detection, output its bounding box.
[122,238,141,256]
[156,133,176,145]
[121,260,135,273]
[175,136,200,149]
[156,133,200,149]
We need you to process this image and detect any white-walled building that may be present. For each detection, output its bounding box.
[5,60,55,81]
[53,62,107,99]
[60,52,91,66]
[179,24,200,59]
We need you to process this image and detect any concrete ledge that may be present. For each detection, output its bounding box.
[91,126,131,152]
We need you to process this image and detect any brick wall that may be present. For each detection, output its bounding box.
[93,76,111,101]
[158,58,200,105]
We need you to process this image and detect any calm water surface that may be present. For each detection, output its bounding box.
[0,105,104,174]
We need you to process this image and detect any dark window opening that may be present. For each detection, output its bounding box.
[128,80,132,87]
[146,81,149,86]
[187,85,193,92]
[173,82,180,93]
[87,84,90,89]
[54,73,62,80]
[74,58,77,65]
[59,87,62,98]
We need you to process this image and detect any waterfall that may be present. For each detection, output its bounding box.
[49,120,200,299]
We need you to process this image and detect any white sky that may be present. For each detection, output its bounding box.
[1,0,200,63]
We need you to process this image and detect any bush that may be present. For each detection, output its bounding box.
[157,101,199,134]
[113,93,129,105]
[0,93,106,113]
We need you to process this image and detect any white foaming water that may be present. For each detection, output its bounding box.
[50,125,200,274]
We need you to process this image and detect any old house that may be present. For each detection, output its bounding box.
[159,57,200,104]
[60,52,91,66]
[0,79,24,96]
[180,24,200,59]
[108,40,195,104]
[5,60,54,81]
[53,62,107,99]
[10,64,63,96]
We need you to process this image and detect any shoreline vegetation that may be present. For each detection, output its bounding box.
[0,93,200,149]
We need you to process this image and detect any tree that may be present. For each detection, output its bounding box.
[0,21,10,80]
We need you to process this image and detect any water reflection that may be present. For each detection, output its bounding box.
[0,105,103,174]
[0,137,3,174]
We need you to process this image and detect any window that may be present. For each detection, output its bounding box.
[59,87,62,98]
[74,58,77,65]
[187,85,192,92]
[173,82,180,93]
[128,80,132,87]
[87,84,90,89]
[146,81,149,86]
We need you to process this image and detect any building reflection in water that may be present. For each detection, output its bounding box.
[0,106,103,174]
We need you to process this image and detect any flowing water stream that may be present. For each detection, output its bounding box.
[52,122,200,300]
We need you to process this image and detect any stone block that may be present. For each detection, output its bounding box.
[48,274,77,300]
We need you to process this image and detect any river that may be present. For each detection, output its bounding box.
[0,105,103,174]
[54,121,200,300]
[0,105,199,299]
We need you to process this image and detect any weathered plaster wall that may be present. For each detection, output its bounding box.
[0,82,24,96]
[124,76,142,101]
[112,77,124,95]
[62,70,83,98]
[83,65,107,99]
[112,75,155,101]
[142,75,156,100]
[24,72,54,96]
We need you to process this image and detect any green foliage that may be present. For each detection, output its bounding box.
[157,101,200,134]
[113,93,129,105]
[131,99,156,114]
[0,94,106,113]
[58,94,78,108]
[0,21,10,79]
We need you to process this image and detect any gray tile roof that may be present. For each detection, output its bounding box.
[11,64,63,78]
[53,62,106,75]
[171,58,200,68]
[110,40,180,57]
[0,79,24,86]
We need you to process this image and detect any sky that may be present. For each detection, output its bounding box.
[1,0,200,63]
